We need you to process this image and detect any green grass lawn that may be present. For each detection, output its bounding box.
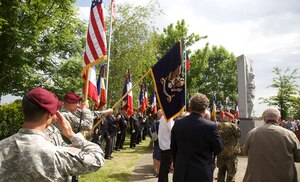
[80,137,152,182]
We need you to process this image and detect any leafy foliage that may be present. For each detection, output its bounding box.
[260,67,299,120]
[0,0,86,97]
[0,100,23,140]
[194,45,238,104]
[105,1,161,108]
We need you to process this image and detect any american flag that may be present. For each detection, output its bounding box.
[83,0,107,72]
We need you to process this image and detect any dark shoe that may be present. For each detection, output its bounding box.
[109,156,114,159]
[104,156,111,160]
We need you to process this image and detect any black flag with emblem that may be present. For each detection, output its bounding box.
[150,41,185,121]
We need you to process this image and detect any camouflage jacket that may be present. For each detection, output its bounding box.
[217,121,241,156]
[60,108,105,133]
[0,128,104,182]
[45,123,68,147]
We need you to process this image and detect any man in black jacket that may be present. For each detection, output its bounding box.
[115,108,128,150]
[171,93,223,182]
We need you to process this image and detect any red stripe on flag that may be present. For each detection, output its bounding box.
[86,31,98,60]
[90,9,105,56]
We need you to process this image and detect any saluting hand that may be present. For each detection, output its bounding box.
[55,111,75,139]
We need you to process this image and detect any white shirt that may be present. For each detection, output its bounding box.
[158,116,174,151]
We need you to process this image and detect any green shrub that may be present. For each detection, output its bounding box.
[0,100,24,140]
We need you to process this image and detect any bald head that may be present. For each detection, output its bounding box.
[263,108,281,123]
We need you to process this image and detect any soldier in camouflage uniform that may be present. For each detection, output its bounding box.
[0,88,104,182]
[60,92,113,134]
[217,111,241,182]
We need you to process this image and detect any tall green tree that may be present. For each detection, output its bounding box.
[189,45,238,105]
[260,67,299,120]
[106,1,161,107]
[0,0,86,97]
[156,19,205,59]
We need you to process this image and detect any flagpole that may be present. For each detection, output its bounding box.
[105,0,114,108]
[84,66,91,101]
[182,40,187,111]
[86,69,151,136]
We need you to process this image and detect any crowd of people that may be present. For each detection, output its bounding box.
[1,88,300,182]
[148,93,300,182]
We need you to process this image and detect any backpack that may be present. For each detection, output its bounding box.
[149,121,159,142]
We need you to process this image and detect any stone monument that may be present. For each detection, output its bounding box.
[237,55,255,145]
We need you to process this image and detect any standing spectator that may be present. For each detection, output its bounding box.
[284,117,298,132]
[171,93,223,182]
[151,110,162,177]
[115,108,128,150]
[0,88,104,181]
[217,111,241,182]
[243,107,300,182]
[101,116,112,160]
[107,113,117,155]
[158,112,174,182]
[130,110,140,149]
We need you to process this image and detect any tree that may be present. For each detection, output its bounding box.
[0,0,86,97]
[105,1,161,107]
[260,67,299,120]
[0,100,23,140]
[187,45,238,108]
[156,19,205,59]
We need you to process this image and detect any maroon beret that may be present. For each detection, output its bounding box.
[63,92,82,104]
[27,88,62,115]
[224,111,234,119]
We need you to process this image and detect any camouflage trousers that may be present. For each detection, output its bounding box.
[216,155,238,182]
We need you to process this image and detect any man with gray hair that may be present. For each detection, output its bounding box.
[171,93,223,182]
[243,107,300,182]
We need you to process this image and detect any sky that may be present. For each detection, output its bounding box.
[2,0,300,117]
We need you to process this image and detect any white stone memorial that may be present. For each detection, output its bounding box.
[237,55,255,145]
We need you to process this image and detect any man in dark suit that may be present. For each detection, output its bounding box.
[171,93,223,182]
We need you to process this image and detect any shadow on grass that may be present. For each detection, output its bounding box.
[107,172,132,181]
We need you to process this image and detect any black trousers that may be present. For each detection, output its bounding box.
[116,131,126,149]
[130,131,137,148]
[119,131,126,149]
[158,149,172,182]
[104,137,112,158]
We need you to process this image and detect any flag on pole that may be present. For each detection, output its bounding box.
[225,97,230,112]
[150,91,157,115]
[211,93,217,120]
[150,42,185,121]
[235,99,239,119]
[219,100,225,121]
[186,52,190,71]
[83,66,98,103]
[138,84,146,113]
[82,0,107,74]
[122,71,134,116]
[96,64,107,109]
[111,0,116,22]
[144,84,149,109]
